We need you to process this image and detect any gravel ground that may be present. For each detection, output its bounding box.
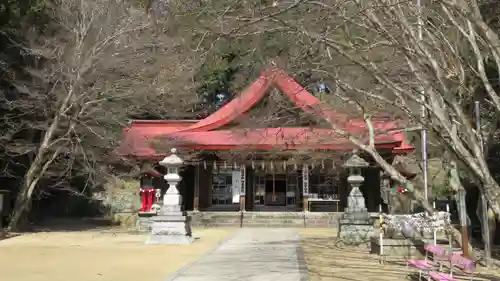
[0,228,235,281]
[299,229,500,281]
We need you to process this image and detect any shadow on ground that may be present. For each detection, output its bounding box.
[301,236,499,281]
[0,232,21,241]
[17,217,120,233]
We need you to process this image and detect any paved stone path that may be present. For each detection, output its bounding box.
[164,229,307,281]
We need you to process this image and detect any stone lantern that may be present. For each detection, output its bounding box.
[338,151,373,244]
[146,148,193,245]
[343,152,370,221]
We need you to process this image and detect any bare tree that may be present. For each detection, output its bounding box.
[320,0,500,218]
[5,0,200,231]
[169,0,500,216]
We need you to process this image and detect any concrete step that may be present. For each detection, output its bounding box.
[137,211,343,231]
[242,220,305,226]
[241,224,303,228]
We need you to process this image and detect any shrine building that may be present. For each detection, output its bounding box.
[118,67,414,219]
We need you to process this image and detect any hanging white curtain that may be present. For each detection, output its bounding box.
[232,170,242,203]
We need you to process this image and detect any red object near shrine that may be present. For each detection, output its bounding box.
[140,188,156,211]
[140,176,158,212]
[397,186,409,194]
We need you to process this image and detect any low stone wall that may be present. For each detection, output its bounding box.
[304,212,343,228]
[137,211,346,231]
[191,212,243,228]
[111,212,139,228]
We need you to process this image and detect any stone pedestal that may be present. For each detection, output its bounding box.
[338,219,374,243]
[338,184,373,243]
[370,236,425,259]
[146,203,193,244]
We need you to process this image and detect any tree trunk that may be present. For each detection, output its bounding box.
[6,144,64,231]
[449,227,478,260]
[481,172,500,221]
[7,151,48,231]
[488,207,497,247]
[6,80,76,231]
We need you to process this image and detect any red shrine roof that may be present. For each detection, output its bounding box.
[118,68,414,158]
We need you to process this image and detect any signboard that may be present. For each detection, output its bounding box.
[240,165,246,195]
[302,164,309,195]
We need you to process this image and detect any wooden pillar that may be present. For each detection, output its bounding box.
[246,166,254,211]
[338,170,346,210]
[198,165,212,210]
[363,167,377,212]
[380,169,390,212]
[193,164,200,211]
[302,164,310,212]
[239,164,246,212]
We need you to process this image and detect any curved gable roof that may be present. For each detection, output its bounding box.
[118,67,414,157]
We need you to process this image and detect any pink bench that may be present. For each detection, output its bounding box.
[407,244,447,279]
[429,253,475,281]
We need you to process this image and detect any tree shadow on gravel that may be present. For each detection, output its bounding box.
[300,236,499,281]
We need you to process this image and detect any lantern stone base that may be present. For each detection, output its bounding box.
[338,218,374,244]
[146,205,193,245]
[370,236,425,259]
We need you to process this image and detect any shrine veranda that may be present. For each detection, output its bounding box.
[139,159,394,214]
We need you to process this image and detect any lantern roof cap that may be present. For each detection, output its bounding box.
[343,152,369,168]
[159,148,184,167]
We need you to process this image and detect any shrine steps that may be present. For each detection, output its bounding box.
[137,212,355,231]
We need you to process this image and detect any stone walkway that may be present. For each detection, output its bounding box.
[164,229,307,281]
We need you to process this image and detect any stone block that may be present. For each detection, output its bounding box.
[338,221,374,244]
[137,217,153,232]
[147,218,193,244]
[146,205,193,244]
[164,193,181,206]
[111,212,138,228]
[370,236,425,258]
[150,213,188,222]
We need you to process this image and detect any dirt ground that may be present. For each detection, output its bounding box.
[0,228,235,281]
[299,229,500,281]
[2,227,498,281]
